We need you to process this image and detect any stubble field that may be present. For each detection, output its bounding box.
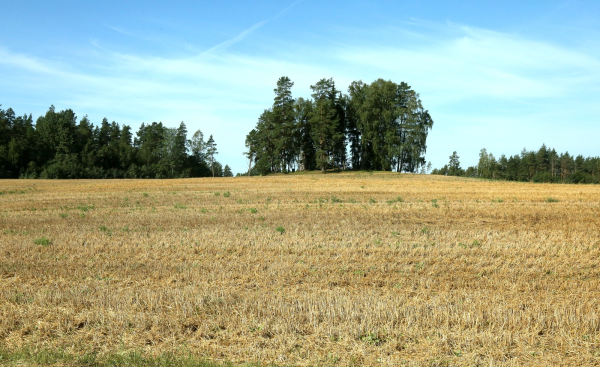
[1,172,599,366]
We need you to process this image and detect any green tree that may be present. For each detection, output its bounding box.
[188,129,206,163]
[272,76,297,172]
[244,129,258,175]
[223,165,233,177]
[309,78,342,172]
[447,151,463,176]
[294,97,315,171]
[206,135,218,177]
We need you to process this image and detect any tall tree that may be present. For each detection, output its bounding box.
[447,151,463,176]
[223,165,233,177]
[309,78,342,172]
[273,77,297,172]
[294,97,315,171]
[206,135,218,177]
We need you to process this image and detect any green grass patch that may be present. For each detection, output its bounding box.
[33,237,51,247]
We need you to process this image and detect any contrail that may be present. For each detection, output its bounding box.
[201,0,304,57]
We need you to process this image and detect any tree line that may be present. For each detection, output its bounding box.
[0,105,233,179]
[433,145,600,184]
[244,77,434,175]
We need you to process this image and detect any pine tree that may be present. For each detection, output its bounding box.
[309,78,342,172]
[206,135,218,177]
[272,77,296,172]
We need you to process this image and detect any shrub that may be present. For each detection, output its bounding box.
[568,172,599,184]
[533,172,559,183]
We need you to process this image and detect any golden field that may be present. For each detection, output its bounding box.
[1,172,599,366]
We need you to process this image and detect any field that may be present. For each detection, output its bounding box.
[1,172,599,366]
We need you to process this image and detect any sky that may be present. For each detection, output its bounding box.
[1,0,599,174]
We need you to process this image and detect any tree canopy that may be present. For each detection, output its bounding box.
[244,77,434,175]
[432,145,600,184]
[0,105,231,179]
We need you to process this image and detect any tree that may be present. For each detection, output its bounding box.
[447,151,463,176]
[244,129,258,175]
[188,129,206,163]
[309,78,342,172]
[294,97,315,171]
[223,165,233,177]
[206,135,218,177]
[272,77,297,172]
[346,79,433,172]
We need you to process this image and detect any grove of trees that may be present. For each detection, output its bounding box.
[0,105,233,179]
[433,145,600,184]
[244,77,434,175]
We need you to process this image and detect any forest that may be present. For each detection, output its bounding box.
[2,76,599,183]
[244,77,434,175]
[433,147,600,184]
[0,105,232,179]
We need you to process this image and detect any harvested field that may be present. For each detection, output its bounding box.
[1,172,599,366]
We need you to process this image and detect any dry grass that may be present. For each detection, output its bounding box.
[1,172,599,366]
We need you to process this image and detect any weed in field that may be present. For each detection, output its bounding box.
[33,237,51,247]
[77,204,95,212]
[276,226,285,234]
[359,332,383,346]
[223,191,231,198]
[546,197,560,203]
[369,198,376,204]
[386,196,404,205]
[249,208,258,214]
[174,203,187,209]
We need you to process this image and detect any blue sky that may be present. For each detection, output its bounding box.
[1,0,599,174]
